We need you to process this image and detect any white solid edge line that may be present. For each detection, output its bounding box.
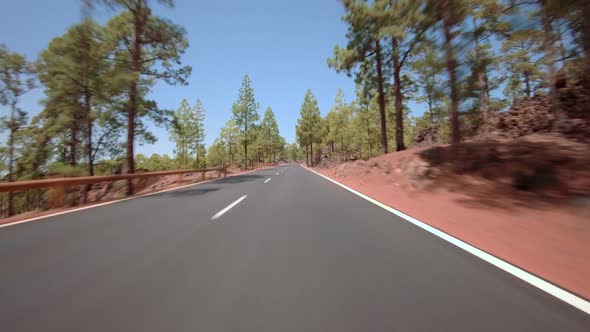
[264,178,271,183]
[211,195,247,220]
[302,165,590,315]
[0,168,266,229]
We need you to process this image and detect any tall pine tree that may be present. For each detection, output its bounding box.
[296,89,323,166]
[231,75,259,168]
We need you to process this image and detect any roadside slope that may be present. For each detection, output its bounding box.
[313,146,590,300]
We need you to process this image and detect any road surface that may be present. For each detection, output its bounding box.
[0,165,588,331]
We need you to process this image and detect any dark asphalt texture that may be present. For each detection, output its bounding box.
[0,164,588,331]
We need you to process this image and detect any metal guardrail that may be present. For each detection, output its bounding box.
[0,167,228,193]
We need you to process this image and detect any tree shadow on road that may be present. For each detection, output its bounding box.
[139,174,266,199]
[214,174,267,184]
[159,188,220,197]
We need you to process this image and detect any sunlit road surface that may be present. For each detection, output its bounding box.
[0,164,588,331]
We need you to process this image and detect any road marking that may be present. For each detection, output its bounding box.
[264,178,271,183]
[0,168,268,229]
[275,172,280,175]
[302,166,590,315]
[211,195,247,220]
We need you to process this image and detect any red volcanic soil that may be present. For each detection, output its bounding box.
[314,144,590,299]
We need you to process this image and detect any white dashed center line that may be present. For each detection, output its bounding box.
[264,178,271,183]
[211,195,247,220]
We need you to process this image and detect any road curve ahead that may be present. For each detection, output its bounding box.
[0,164,588,331]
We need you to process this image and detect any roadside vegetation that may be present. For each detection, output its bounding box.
[0,1,287,217]
[295,0,588,167]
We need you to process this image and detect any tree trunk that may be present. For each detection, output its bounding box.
[244,141,248,169]
[366,115,372,157]
[427,96,434,123]
[272,142,276,163]
[126,2,143,195]
[554,20,568,71]
[392,38,405,151]
[585,1,590,62]
[484,71,491,100]
[228,143,233,166]
[583,0,590,112]
[81,19,93,203]
[540,0,563,131]
[340,136,344,161]
[127,87,137,194]
[442,0,460,144]
[70,125,78,166]
[7,105,16,216]
[375,40,388,154]
[83,88,93,203]
[524,72,531,97]
[478,70,488,134]
[61,146,67,163]
[244,118,249,169]
[310,139,314,167]
[391,39,404,150]
[473,18,489,136]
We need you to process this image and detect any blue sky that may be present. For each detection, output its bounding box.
[1,0,371,156]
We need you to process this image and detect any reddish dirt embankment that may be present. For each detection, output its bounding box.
[314,137,590,300]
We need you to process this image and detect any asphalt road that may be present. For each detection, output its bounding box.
[0,164,588,331]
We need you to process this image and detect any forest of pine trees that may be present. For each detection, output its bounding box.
[0,1,288,217]
[296,0,588,166]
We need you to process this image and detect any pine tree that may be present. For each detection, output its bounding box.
[501,29,544,98]
[466,0,507,135]
[36,19,118,201]
[207,138,227,168]
[194,144,207,168]
[354,87,380,158]
[231,75,259,168]
[435,0,468,144]
[286,143,301,162]
[169,98,205,168]
[411,41,447,123]
[329,0,390,154]
[372,0,432,151]
[325,89,354,160]
[296,89,322,166]
[220,119,239,167]
[260,107,280,163]
[169,99,191,167]
[101,0,191,193]
[0,45,35,216]
[191,99,206,167]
